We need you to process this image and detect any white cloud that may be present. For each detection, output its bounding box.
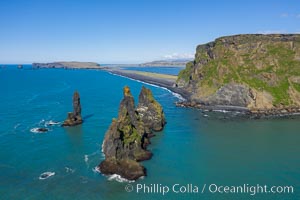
[163,53,194,60]
[279,13,300,19]
[280,13,289,18]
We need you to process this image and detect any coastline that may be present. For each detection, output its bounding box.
[27,64,300,117]
[102,68,300,117]
[102,68,191,100]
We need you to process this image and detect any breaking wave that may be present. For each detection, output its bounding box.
[30,128,48,133]
[39,172,55,180]
[108,72,185,101]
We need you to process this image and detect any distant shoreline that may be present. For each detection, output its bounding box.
[102,68,191,100]
[32,62,103,69]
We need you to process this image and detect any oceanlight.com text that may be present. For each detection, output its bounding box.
[125,183,294,196]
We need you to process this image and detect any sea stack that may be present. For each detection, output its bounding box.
[99,86,165,180]
[137,86,166,132]
[62,91,83,126]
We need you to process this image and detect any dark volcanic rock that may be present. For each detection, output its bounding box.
[36,128,48,132]
[99,158,146,181]
[99,86,165,180]
[136,86,166,131]
[62,91,83,126]
[207,83,253,107]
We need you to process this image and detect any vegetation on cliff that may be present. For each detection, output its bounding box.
[99,86,166,180]
[177,34,300,110]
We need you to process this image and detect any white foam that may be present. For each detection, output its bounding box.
[14,123,21,130]
[39,119,45,125]
[30,128,48,133]
[92,166,101,173]
[93,166,138,183]
[107,174,135,183]
[45,120,61,126]
[213,109,231,113]
[39,172,55,180]
[84,155,89,163]
[203,114,209,117]
[101,152,105,159]
[65,167,75,173]
[108,72,186,101]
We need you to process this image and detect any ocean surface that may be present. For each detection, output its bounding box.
[0,65,300,200]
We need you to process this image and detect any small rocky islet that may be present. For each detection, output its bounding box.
[99,86,166,180]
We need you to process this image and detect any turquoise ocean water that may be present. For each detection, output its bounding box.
[0,65,300,200]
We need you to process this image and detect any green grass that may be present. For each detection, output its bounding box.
[177,38,300,106]
[177,61,194,82]
[293,82,300,93]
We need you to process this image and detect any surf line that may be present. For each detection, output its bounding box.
[108,72,186,101]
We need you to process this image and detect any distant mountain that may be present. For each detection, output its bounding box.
[140,59,192,66]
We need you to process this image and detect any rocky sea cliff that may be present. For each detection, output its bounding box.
[176,34,300,115]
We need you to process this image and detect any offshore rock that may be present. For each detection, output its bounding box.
[99,86,153,180]
[62,91,83,126]
[136,86,166,131]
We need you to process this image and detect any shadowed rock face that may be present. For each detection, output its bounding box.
[99,86,165,180]
[99,158,146,181]
[62,91,83,126]
[137,86,166,131]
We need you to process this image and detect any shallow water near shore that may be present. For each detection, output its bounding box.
[0,65,300,199]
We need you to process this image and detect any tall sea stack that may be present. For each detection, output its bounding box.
[62,91,83,126]
[137,86,166,132]
[99,86,166,180]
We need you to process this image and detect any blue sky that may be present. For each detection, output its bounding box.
[0,0,299,64]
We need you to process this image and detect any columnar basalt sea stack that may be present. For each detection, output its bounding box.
[137,86,166,131]
[62,91,83,126]
[99,86,166,180]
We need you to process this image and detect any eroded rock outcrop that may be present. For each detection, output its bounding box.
[137,86,166,131]
[99,86,165,180]
[62,91,83,126]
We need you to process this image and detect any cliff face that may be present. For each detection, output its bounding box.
[177,34,300,111]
